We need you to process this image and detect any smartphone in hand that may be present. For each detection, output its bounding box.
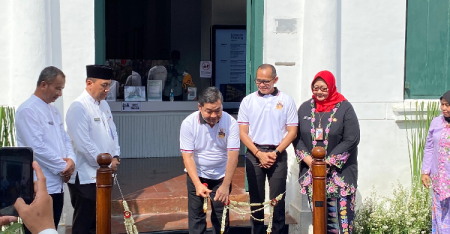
[0,147,34,216]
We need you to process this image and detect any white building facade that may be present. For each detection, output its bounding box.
[2,0,443,233]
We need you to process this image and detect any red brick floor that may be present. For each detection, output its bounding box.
[65,158,296,233]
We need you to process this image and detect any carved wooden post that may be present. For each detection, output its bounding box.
[311,146,327,234]
[97,153,112,234]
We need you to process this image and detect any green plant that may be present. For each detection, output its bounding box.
[0,106,16,147]
[0,106,21,234]
[404,101,440,186]
[354,183,431,234]
[353,101,438,233]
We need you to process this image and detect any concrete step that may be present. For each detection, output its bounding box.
[111,212,297,234]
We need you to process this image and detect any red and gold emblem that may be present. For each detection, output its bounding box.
[276,100,284,110]
[218,128,226,138]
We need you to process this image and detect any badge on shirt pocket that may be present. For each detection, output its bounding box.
[276,100,284,110]
[94,117,100,121]
[218,128,226,138]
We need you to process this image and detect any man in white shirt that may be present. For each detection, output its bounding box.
[66,65,121,234]
[15,66,76,231]
[238,64,298,234]
[180,87,240,234]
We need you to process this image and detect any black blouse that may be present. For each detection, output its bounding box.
[293,99,360,198]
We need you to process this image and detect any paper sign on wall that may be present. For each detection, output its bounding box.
[200,61,212,78]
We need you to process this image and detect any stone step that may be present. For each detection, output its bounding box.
[111,211,297,234]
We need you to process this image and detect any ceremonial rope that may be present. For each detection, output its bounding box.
[115,175,139,234]
[213,175,303,234]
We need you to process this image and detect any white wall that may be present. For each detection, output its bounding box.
[0,0,12,106]
[60,0,96,116]
[264,0,408,233]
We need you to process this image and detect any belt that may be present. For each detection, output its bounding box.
[254,143,277,150]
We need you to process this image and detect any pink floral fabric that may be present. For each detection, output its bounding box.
[432,118,450,201]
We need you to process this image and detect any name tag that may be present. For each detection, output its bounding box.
[94,118,100,121]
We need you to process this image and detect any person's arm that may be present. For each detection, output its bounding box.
[15,162,56,234]
[421,118,437,188]
[15,108,66,175]
[58,108,75,180]
[66,104,101,168]
[108,109,121,172]
[275,96,299,153]
[0,216,17,226]
[326,104,360,169]
[38,229,58,234]
[214,119,240,203]
[293,104,313,168]
[180,120,211,197]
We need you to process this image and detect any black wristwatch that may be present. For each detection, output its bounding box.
[274,149,280,155]
[113,156,121,162]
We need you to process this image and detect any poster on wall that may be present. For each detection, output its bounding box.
[212,25,246,109]
[200,61,212,78]
[124,86,146,102]
[147,80,162,101]
[122,102,141,112]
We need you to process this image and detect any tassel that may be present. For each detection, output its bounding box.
[123,200,139,234]
[203,183,208,213]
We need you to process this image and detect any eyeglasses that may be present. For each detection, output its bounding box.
[312,86,328,92]
[254,78,275,85]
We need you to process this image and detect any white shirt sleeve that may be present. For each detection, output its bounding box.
[15,108,66,175]
[55,108,77,166]
[286,97,299,126]
[237,98,249,125]
[179,119,194,153]
[38,229,58,234]
[227,119,240,151]
[66,104,101,167]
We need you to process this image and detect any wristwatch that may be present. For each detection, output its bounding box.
[274,149,280,155]
[113,156,121,162]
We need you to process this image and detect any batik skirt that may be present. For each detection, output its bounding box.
[432,192,450,234]
[308,194,356,234]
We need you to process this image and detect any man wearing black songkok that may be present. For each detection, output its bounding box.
[66,65,121,234]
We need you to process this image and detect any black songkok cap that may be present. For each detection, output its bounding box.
[86,65,113,80]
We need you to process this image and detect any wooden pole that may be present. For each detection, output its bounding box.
[311,146,327,234]
[97,153,112,234]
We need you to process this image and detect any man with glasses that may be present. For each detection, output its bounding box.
[180,87,240,234]
[65,65,121,234]
[238,64,298,234]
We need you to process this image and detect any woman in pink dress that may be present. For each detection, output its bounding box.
[422,90,450,233]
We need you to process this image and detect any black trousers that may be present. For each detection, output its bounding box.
[187,174,231,234]
[24,192,64,234]
[246,148,287,234]
[67,174,96,234]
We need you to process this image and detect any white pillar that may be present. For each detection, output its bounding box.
[0,0,12,106]
[301,0,340,101]
[10,0,64,111]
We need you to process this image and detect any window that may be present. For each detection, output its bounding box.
[405,0,450,99]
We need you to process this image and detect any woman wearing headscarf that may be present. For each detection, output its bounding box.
[294,70,360,234]
[421,90,450,233]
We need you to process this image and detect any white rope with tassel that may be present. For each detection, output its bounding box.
[203,183,208,213]
[220,193,284,234]
[115,175,139,234]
